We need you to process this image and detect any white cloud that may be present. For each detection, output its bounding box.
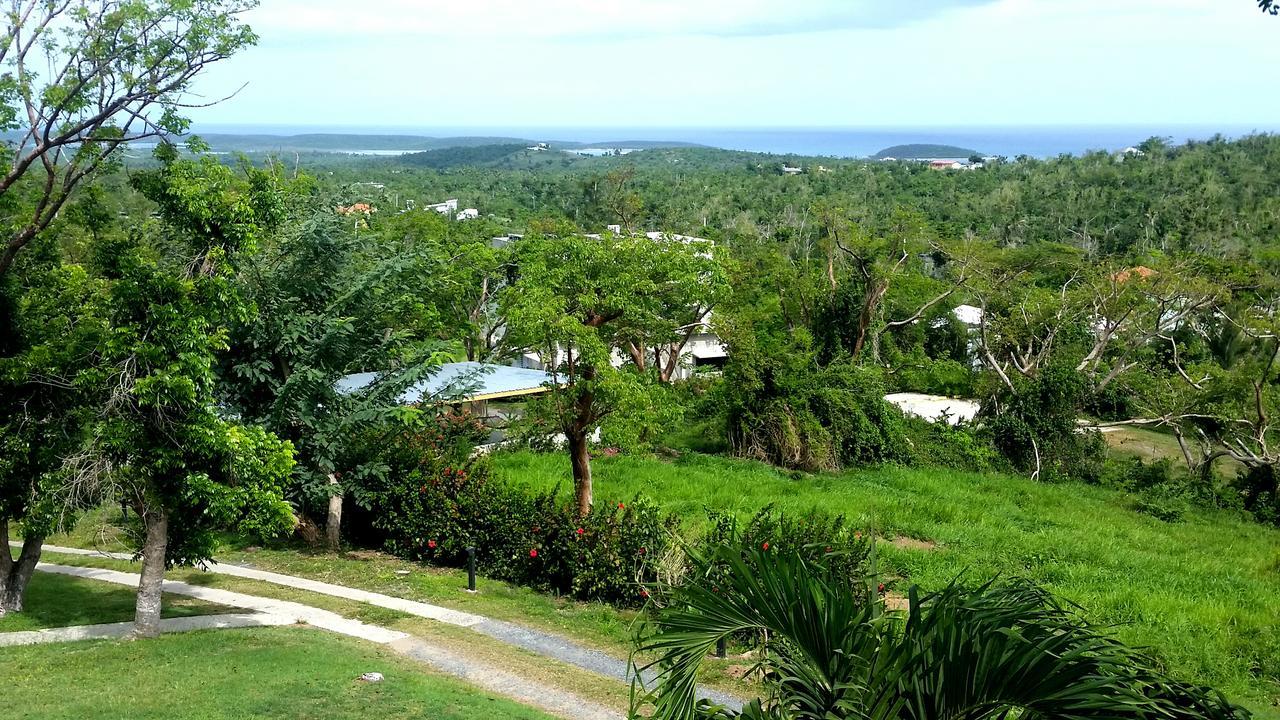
[248,0,998,39]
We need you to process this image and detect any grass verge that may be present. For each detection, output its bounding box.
[0,572,226,633]
[0,625,555,720]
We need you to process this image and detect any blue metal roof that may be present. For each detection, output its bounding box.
[336,362,554,405]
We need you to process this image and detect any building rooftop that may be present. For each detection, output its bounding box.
[336,362,555,404]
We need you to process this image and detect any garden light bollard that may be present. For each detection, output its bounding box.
[466,546,477,592]
[716,638,727,659]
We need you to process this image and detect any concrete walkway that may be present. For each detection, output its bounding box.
[34,543,742,710]
[33,563,621,720]
[0,612,293,647]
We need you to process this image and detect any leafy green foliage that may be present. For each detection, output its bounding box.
[89,151,295,565]
[634,546,1250,720]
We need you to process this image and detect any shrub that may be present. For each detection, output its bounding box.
[695,505,871,597]
[725,352,910,472]
[902,416,1004,473]
[364,425,675,606]
[983,364,1105,482]
[1232,465,1278,526]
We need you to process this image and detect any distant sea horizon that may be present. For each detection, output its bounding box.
[190,123,1278,160]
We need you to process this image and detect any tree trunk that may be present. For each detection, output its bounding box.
[133,506,168,638]
[326,474,343,552]
[851,279,889,360]
[568,430,593,516]
[0,519,45,615]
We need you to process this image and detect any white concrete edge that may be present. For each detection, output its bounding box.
[34,563,410,645]
[25,543,487,628]
[0,612,294,647]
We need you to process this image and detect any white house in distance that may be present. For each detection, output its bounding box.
[456,208,480,221]
[781,165,803,175]
[425,198,459,215]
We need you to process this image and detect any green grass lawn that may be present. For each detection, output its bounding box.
[495,449,1280,718]
[0,572,226,633]
[0,625,555,720]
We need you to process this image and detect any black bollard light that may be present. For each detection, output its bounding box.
[716,637,727,659]
[466,546,477,592]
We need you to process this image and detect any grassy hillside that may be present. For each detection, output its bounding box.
[493,450,1280,716]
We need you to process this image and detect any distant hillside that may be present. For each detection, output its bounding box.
[192,133,531,153]
[399,143,532,169]
[872,143,981,160]
[183,133,706,155]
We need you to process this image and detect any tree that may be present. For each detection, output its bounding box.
[0,260,106,614]
[501,225,723,514]
[634,546,1249,720]
[221,196,449,550]
[84,149,294,637]
[0,0,258,277]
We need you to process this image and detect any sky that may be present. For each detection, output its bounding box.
[187,0,1280,130]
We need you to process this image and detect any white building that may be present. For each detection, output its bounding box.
[425,198,459,215]
[781,165,803,175]
[456,208,480,221]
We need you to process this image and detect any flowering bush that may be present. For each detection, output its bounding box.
[364,427,674,606]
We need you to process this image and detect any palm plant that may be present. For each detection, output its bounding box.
[633,545,1248,720]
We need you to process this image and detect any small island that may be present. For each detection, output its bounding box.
[872,143,982,160]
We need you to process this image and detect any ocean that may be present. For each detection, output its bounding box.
[190,124,1278,160]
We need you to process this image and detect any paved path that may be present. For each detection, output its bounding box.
[34,543,742,710]
[33,563,620,720]
[0,612,294,647]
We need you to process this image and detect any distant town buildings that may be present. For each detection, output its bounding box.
[781,165,803,175]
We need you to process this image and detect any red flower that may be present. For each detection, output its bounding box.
[427,540,437,549]
[576,527,585,536]
[529,548,538,558]
[637,547,646,555]
[617,502,625,509]
[640,589,650,598]
[762,542,770,550]
[877,583,886,594]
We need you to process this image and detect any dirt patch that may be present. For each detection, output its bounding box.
[888,536,937,552]
[884,592,910,613]
[724,664,759,681]
[342,549,387,561]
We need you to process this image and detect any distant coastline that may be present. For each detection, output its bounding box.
[187,123,1278,160]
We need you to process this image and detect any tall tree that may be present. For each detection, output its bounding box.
[0,261,106,614]
[85,149,294,637]
[221,196,449,550]
[501,224,723,514]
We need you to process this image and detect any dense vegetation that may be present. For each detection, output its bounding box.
[3,5,1280,708]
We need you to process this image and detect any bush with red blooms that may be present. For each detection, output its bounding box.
[365,420,673,606]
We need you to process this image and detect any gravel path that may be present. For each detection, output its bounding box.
[33,562,622,720]
[36,543,743,711]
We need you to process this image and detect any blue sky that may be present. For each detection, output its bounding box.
[188,0,1280,129]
